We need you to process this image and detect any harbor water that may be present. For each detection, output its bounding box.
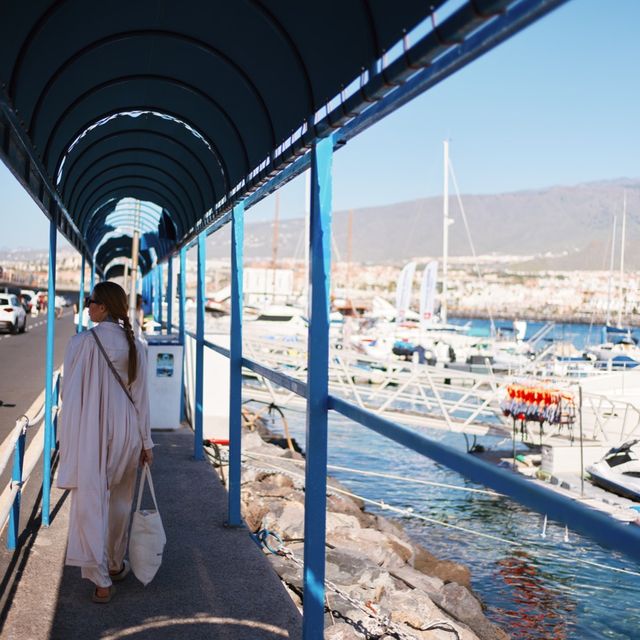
[448,317,622,351]
[261,405,640,640]
[245,318,640,639]
[214,313,640,637]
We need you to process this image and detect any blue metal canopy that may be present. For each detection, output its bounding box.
[0,0,562,274]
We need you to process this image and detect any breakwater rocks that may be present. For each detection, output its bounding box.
[237,429,508,640]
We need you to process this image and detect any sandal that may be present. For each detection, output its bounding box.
[92,585,116,604]
[109,559,130,582]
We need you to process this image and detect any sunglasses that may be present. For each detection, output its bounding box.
[85,297,101,307]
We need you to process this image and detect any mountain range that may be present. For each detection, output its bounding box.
[208,178,640,270]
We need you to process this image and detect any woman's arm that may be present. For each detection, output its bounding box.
[132,342,154,451]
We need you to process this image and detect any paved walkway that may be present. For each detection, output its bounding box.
[0,428,302,639]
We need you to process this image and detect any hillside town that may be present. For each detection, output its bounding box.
[2,248,638,325]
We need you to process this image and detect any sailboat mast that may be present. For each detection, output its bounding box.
[605,214,617,327]
[304,170,310,314]
[272,192,280,303]
[617,190,627,328]
[347,209,353,301]
[441,140,450,324]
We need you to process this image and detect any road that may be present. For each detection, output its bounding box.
[0,308,76,442]
[0,307,76,616]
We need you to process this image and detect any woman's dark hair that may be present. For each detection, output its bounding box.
[92,282,137,385]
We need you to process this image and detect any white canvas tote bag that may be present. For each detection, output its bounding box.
[129,463,166,585]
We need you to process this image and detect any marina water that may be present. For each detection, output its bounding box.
[259,319,640,639]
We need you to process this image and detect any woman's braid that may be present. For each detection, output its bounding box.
[121,313,138,386]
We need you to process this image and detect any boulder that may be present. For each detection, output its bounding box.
[412,544,472,589]
[262,500,305,539]
[327,477,365,509]
[374,514,413,543]
[430,583,509,640]
[324,622,366,639]
[326,547,382,585]
[242,429,270,450]
[255,472,295,490]
[325,553,397,604]
[241,495,269,532]
[382,590,478,640]
[267,553,303,592]
[327,494,376,527]
[328,528,413,570]
[390,565,444,596]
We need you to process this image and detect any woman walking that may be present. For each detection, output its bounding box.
[58,281,154,602]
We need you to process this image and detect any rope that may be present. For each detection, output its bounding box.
[245,449,502,496]
[242,454,640,579]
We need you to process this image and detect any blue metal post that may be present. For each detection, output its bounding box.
[228,202,245,526]
[157,264,164,332]
[150,269,157,324]
[194,233,206,460]
[179,248,187,421]
[88,259,96,329]
[43,219,57,527]
[302,137,333,638]
[167,256,173,334]
[7,428,26,550]
[77,254,85,333]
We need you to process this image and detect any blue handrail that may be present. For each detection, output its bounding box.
[3,370,61,550]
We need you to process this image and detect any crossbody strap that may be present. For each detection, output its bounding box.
[90,328,135,407]
[136,463,159,512]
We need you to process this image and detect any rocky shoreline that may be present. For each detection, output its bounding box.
[216,425,509,640]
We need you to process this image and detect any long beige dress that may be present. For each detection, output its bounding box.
[58,320,153,587]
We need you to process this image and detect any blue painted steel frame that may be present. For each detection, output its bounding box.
[228,202,245,526]
[88,259,96,329]
[77,255,85,333]
[42,219,57,526]
[151,269,157,324]
[7,428,26,550]
[328,396,640,562]
[194,233,206,461]
[167,256,173,334]
[302,137,333,639]
[179,248,187,421]
[157,264,164,331]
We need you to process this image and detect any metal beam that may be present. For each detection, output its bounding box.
[167,255,173,334]
[77,254,86,333]
[228,202,244,526]
[157,264,164,332]
[302,137,333,639]
[42,219,57,526]
[179,247,186,421]
[194,232,206,461]
[329,396,640,566]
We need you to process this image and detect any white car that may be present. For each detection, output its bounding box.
[0,294,27,333]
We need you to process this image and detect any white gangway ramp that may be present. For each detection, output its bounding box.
[232,334,640,448]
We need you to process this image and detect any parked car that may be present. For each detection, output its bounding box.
[0,294,27,333]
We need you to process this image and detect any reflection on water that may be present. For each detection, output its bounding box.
[493,551,575,639]
[261,406,640,640]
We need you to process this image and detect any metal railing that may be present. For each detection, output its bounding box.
[0,371,60,550]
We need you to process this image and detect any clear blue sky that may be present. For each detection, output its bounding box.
[1,0,638,249]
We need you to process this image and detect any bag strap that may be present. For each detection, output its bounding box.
[90,328,135,407]
[136,463,159,512]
